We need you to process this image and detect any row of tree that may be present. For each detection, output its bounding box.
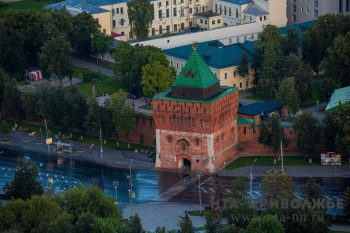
[252,14,350,114]
[257,106,350,160]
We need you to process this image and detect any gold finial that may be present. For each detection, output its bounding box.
[192,42,198,51]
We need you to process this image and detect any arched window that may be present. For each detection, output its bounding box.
[195,138,200,146]
[167,135,173,144]
[181,141,187,152]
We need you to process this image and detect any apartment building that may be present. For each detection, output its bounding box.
[212,0,287,27]
[287,0,350,24]
[164,40,256,90]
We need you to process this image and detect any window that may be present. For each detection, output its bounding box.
[240,82,242,88]
[121,31,124,35]
[229,7,231,16]
[174,24,177,31]
[260,16,262,21]
[313,9,318,17]
[264,16,267,20]
[224,73,227,79]
[306,7,309,14]
[236,9,238,18]
[293,4,296,12]
[167,135,172,143]
[233,70,237,77]
[224,6,227,15]
[152,28,155,36]
[220,5,222,14]
[293,15,297,21]
[174,0,176,4]
[103,29,106,34]
[181,141,187,152]
[166,0,169,6]
[174,7,177,17]
[212,20,215,24]
[178,117,182,125]
[314,0,318,7]
[195,138,200,146]
[347,0,350,11]
[166,9,169,18]
[166,25,170,32]
[189,8,192,14]
[120,7,123,14]
[112,20,116,28]
[181,0,183,3]
[159,10,162,19]
[112,9,115,15]
[205,20,207,24]
[200,19,203,23]
[339,0,343,12]
[243,127,246,134]
[120,19,124,25]
[201,120,205,127]
[218,19,221,23]
[159,25,163,34]
[215,4,217,13]
[116,8,119,14]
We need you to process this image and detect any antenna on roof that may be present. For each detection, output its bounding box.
[192,42,198,51]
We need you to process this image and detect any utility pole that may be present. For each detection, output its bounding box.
[196,170,202,212]
[113,180,119,204]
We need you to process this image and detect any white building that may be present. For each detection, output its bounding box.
[287,0,350,25]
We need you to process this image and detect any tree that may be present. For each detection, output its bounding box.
[281,52,313,102]
[112,42,169,91]
[178,213,194,233]
[293,112,319,159]
[127,0,153,39]
[62,86,88,129]
[282,28,300,56]
[258,113,289,158]
[257,40,284,98]
[321,32,350,90]
[126,214,143,233]
[91,31,113,71]
[205,210,222,233]
[231,177,247,202]
[71,12,99,57]
[39,35,72,86]
[261,171,294,200]
[244,215,284,233]
[276,77,300,115]
[141,60,176,98]
[155,226,166,233]
[334,105,350,155]
[107,89,135,142]
[238,52,250,78]
[302,178,323,202]
[3,158,43,200]
[1,76,23,122]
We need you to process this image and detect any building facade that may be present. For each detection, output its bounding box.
[152,47,239,172]
[287,0,350,25]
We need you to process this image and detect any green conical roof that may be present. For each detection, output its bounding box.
[172,51,219,89]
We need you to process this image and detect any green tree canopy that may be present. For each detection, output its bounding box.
[261,171,294,200]
[178,213,194,233]
[282,28,300,56]
[126,214,143,233]
[302,178,323,202]
[3,158,43,200]
[107,89,135,140]
[258,113,289,157]
[127,0,154,39]
[39,35,72,86]
[91,30,113,64]
[276,77,300,115]
[293,112,319,158]
[141,60,175,98]
[244,215,284,233]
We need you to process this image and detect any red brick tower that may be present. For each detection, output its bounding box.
[152,47,239,173]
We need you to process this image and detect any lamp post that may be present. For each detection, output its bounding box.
[249,158,257,207]
[196,170,202,212]
[118,159,134,205]
[224,161,227,174]
[94,122,104,187]
[37,113,49,153]
[113,180,119,204]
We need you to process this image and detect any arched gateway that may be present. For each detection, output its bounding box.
[152,46,239,173]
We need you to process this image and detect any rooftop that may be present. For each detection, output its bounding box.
[279,20,315,37]
[238,101,282,116]
[164,40,254,69]
[243,3,268,16]
[219,0,252,5]
[194,11,221,18]
[326,86,350,111]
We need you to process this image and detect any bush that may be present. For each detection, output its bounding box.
[0,120,11,133]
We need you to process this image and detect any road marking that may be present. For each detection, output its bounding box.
[324,195,333,200]
[226,189,232,193]
[209,188,215,193]
[254,191,262,196]
[294,194,302,199]
[201,187,207,193]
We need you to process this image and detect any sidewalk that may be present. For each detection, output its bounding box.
[217,164,350,177]
[72,57,114,77]
[0,130,154,170]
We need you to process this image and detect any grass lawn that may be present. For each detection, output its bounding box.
[8,121,155,152]
[225,156,322,170]
[73,67,124,98]
[301,83,321,108]
[0,0,51,11]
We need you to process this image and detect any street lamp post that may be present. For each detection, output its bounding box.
[37,113,49,153]
[94,122,104,187]
[113,180,119,204]
[196,170,202,212]
[249,158,257,207]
